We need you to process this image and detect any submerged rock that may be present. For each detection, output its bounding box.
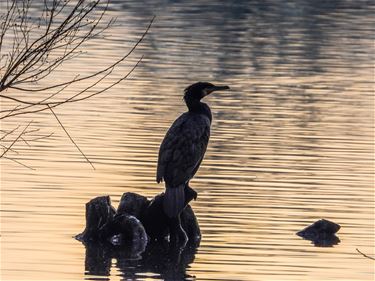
[297,219,341,247]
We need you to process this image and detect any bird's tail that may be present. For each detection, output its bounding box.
[163,185,185,218]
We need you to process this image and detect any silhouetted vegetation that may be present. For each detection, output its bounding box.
[0,0,153,167]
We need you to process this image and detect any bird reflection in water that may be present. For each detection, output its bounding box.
[83,238,200,280]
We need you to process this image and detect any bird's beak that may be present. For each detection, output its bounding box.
[205,85,230,96]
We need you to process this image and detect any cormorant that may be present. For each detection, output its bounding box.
[156,82,230,242]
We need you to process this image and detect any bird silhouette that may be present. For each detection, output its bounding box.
[156,82,230,243]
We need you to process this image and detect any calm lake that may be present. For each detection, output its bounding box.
[1,0,374,280]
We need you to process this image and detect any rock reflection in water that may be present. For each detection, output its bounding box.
[83,239,200,280]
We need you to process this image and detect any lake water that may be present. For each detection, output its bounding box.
[1,0,374,280]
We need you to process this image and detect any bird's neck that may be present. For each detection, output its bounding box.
[186,100,212,122]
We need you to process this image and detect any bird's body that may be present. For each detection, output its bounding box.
[157,111,211,185]
[157,109,211,217]
[156,82,229,243]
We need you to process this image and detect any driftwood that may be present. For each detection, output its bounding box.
[76,189,201,247]
[297,219,341,247]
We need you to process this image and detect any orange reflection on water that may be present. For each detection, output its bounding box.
[1,1,374,280]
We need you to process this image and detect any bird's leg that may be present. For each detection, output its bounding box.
[169,214,188,247]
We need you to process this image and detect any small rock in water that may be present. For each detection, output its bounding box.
[297,219,341,247]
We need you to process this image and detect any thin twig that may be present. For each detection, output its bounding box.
[0,132,54,142]
[3,156,35,170]
[47,105,95,169]
[0,79,75,114]
[0,13,154,120]
[0,143,19,154]
[0,125,20,140]
[1,55,144,120]
[356,248,375,260]
[0,15,154,96]
[1,104,21,118]
[1,0,106,90]
[0,121,32,158]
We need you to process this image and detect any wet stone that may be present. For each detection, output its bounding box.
[297,219,341,247]
[76,191,201,247]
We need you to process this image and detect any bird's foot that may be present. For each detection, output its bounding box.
[178,226,188,243]
[170,226,188,248]
[169,222,189,248]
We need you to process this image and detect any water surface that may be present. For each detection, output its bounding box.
[1,0,374,280]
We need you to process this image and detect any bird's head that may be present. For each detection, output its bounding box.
[184,82,230,103]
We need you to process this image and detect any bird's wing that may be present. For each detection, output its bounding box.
[156,113,210,187]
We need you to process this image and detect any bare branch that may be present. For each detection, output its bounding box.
[1,55,143,119]
[48,105,95,169]
[0,0,95,89]
[0,132,53,143]
[0,143,19,154]
[0,120,32,158]
[356,248,375,260]
[0,1,16,52]
[0,77,75,114]
[1,0,111,90]
[2,15,154,94]
[0,1,155,169]
[0,125,20,140]
[3,156,35,170]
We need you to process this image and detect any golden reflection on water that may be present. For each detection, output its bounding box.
[1,0,374,280]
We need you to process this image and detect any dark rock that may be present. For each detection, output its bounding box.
[111,214,148,244]
[76,195,116,241]
[77,191,201,245]
[142,193,170,241]
[117,192,149,218]
[142,188,200,242]
[76,191,202,279]
[310,233,340,247]
[297,219,340,237]
[108,214,148,255]
[181,205,201,241]
[76,195,148,245]
[297,219,341,247]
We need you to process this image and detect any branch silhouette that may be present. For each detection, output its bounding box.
[0,0,154,168]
